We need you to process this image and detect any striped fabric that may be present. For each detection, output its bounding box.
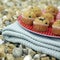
[2,21,60,59]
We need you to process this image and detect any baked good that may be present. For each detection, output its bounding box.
[21,6,42,25]
[22,10,36,25]
[29,6,42,17]
[33,17,49,32]
[41,13,54,26]
[46,5,58,19]
[52,20,60,35]
[42,13,54,22]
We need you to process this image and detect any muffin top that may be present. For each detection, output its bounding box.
[41,13,54,22]
[46,5,58,16]
[23,10,36,18]
[29,6,42,17]
[33,17,49,26]
[52,20,60,28]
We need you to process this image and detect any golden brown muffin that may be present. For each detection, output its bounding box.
[22,10,36,25]
[29,6,42,17]
[41,13,54,26]
[41,13,54,22]
[46,5,58,18]
[52,20,60,35]
[33,17,49,32]
[23,10,36,18]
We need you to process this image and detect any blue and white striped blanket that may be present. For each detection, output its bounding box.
[2,21,60,59]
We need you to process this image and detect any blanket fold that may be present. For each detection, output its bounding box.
[2,21,60,59]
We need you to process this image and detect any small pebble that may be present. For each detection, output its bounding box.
[41,54,47,57]
[5,48,12,54]
[51,57,56,60]
[41,57,50,60]
[23,55,32,60]
[0,57,4,60]
[0,5,4,11]
[1,10,8,15]
[0,39,4,44]
[5,43,15,54]
[22,45,26,48]
[0,45,5,53]
[12,45,23,57]
[28,48,36,57]
[33,54,41,60]
[32,59,34,60]
[2,15,7,20]
[5,54,14,60]
[7,44,15,49]
[14,56,24,60]
[0,53,5,58]
[23,49,28,55]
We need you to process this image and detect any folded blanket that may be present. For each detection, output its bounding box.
[2,21,60,59]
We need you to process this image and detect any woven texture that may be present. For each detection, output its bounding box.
[18,15,60,38]
[2,21,60,59]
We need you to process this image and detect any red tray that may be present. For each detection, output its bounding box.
[17,15,60,38]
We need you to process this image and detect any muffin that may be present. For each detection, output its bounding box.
[46,5,58,19]
[41,13,54,26]
[52,20,60,35]
[29,6,42,17]
[22,10,36,25]
[33,17,49,32]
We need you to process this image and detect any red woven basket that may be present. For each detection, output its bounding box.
[17,13,60,38]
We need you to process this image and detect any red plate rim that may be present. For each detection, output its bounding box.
[17,15,60,39]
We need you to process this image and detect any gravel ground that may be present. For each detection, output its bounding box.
[0,0,60,60]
